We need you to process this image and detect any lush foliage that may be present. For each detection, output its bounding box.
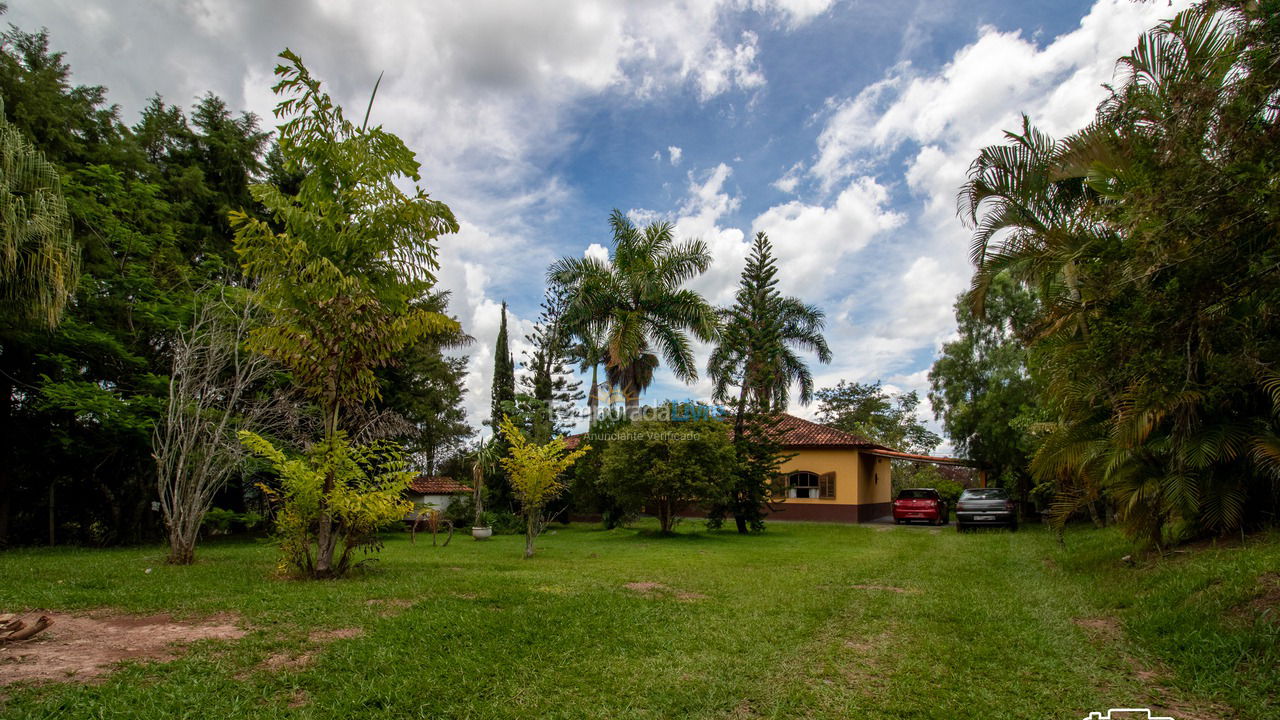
[229,51,459,575]
[241,430,413,576]
[0,24,270,546]
[551,209,717,411]
[496,414,588,557]
[599,415,736,533]
[816,381,941,455]
[959,1,1280,543]
[0,97,76,328]
[929,272,1043,504]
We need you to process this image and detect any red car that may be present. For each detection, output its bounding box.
[892,488,948,525]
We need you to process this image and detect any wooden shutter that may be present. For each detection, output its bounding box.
[818,472,836,499]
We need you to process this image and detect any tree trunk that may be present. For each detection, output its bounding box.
[167,530,196,565]
[656,499,674,534]
[524,513,537,558]
[588,364,599,425]
[314,403,340,578]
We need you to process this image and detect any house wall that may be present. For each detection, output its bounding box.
[857,455,892,521]
[409,493,458,511]
[775,448,867,523]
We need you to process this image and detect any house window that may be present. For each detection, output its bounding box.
[788,471,835,499]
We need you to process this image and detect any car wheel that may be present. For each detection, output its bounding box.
[1009,521,1018,532]
[956,523,965,533]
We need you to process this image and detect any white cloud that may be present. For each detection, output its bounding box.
[690,30,766,102]
[584,243,611,264]
[772,161,804,194]
[752,176,905,297]
[668,145,683,166]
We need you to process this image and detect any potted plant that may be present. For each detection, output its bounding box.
[470,438,499,540]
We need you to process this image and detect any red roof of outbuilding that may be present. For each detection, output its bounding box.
[407,476,472,494]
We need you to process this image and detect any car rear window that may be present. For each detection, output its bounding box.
[897,489,937,499]
[960,488,1009,499]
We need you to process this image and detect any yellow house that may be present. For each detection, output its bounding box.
[566,412,966,524]
[767,414,896,523]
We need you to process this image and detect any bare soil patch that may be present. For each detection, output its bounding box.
[0,610,243,686]
[623,582,707,602]
[254,627,365,676]
[308,627,362,642]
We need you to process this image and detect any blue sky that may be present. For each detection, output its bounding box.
[12,0,1188,452]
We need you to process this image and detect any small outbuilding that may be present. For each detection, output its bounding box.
[404,476,472,513]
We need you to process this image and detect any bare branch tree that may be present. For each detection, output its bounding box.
[154,289,278,565]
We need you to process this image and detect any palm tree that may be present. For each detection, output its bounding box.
[567,327,606,424]
[1,101,78,329]
[962,3,1276,543]
[602,345,658,410]
[551,209,718,414]
[709,233,831,427]
[469,437,502,530]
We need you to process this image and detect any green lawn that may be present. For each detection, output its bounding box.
[1,521,1276,719]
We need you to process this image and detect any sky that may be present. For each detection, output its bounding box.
[9,0,1190,452]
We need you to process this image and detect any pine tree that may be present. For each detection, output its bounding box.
[518,285,584,443]
[708,232,831,532]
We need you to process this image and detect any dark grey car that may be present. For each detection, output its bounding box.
[955,487,1017,531]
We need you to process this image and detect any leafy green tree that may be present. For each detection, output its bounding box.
[376,290,474,475]
[961,1,1280,543]
[551,209,718,413]
[230,50,459,577]
[0,22,273,546]
[707,231,829,532]
[599,413,736,533]
[816,381,941,454]
[929,272,1042,505]
[241,432,414,576]
[496,415,587,557]
[0,98,77,328]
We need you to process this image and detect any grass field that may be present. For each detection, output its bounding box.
[1,521,1276,719]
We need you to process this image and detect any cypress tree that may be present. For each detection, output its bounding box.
[488,302,517,509]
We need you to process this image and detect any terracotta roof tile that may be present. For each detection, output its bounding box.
[768,413,883,448]
[407,476,472,494]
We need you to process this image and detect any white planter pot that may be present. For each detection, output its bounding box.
[471,526,493,540]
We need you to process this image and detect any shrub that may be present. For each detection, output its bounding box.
[240,430,414,576]
[599,417,736,533]
[497,415,588,557]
